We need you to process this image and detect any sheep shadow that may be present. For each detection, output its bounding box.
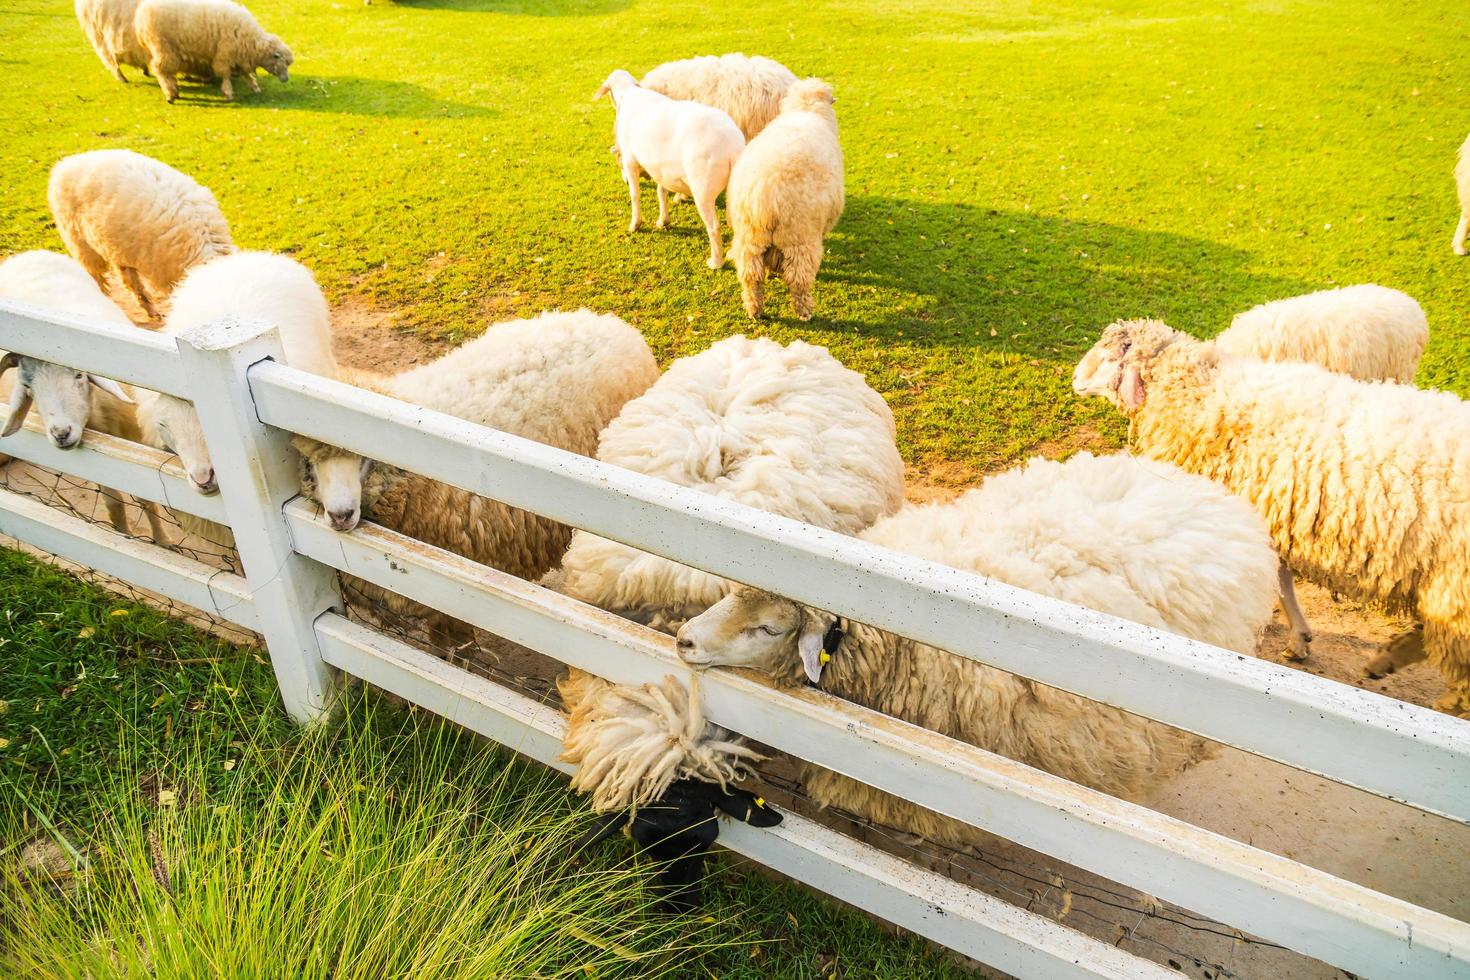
[797,196,1321,354]
[389,0,631,13]
[159,75,496,119]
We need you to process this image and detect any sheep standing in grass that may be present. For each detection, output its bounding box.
[596,69,745,270]
[0,251,169,542]
[1074,319,1470,714]
[727,79,843,321]
[76,0,149,82]
[640,54,797,142]
[133,0,292,103]
[1219,284,1427,383]
[675,452,1279,850]
[1455,134,1470,256]
[49,150,234,322]
[294,311,659,647]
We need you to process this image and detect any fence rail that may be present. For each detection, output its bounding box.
[2,300,1468,979]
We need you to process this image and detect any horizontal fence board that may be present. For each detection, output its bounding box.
[313,613,1174,980]
[255,365,1470,826]
[2,421,229,523]
[0,301,185,395]
[0,486,257,630]
[287,505,1470,980]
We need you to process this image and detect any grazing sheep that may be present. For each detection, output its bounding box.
[727,79,843,321]
[1218,284,1427,383]
[1074,319,1470,715]
[595,69,746,270]
[0,251,169,542]
[640,54,797,142]
[294,310,658,646]
[49,149,234,321]
[133,0,292,104]
[675,452,1279,850]
[76,0,149,82]
[1455,134,1470,256]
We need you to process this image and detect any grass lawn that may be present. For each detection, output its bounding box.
[2,0,1467,482]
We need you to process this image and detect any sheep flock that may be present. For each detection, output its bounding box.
[5,7,1470,943]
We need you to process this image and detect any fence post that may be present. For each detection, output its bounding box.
[174,316,341,724]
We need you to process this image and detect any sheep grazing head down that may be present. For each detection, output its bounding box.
[1071,318,1189,413]
[592,69,638,105]
[293,435,373,532]
[261,37,293,83]
[0,353,132,450]
[142,393,216,494]
[676,586,842,687]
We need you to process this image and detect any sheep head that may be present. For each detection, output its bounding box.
[1072,318,1192,414]
[676,586,840,687]
[781,77,837,118]
[139,391,216,493]
[261,36,292,82]
[593,69,638,105]
[0,353,131,449]
[292,434,373,532]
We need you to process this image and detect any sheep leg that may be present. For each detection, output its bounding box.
[99,487,132,536]
[140,498,172,545]
[108,60,128,83]
[733,241,766,319]
[154,67,179,103]
[218,71,234,102]
[692,182,724,270]
[1454,212,1469,256]
[623,161,642,233]
[778,242,823,321]
[245,71,261,94]
[119,267,160,321]
[1276,561,1311,660]
[656,186,670,230]
[1364,624,1427,678]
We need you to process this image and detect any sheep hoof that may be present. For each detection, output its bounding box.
[656,220,670,231]
[1363,653,1395,678]
[706,256,724,270]
[627,223,639,234]
[1456,245,1468,257]
[1284,634,1311,662]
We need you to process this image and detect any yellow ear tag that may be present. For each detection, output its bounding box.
[754,797,765,808]
[819,650,831,665]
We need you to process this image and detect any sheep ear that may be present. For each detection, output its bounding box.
[593,83,610,101]
[797,617,834,684]
[1120,363,1146,409]
[88,375,133,404]
[2,387,32,437]
[0,352,18,377]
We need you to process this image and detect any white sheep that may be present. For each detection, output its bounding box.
[639,54,797,142]
[595,69,746,270]
[76,0,149,82]
[1074,318,1470,715]
[133,0,292,103]
[1455,133,1470,256]
[727,79,843,321]
[1218,284,1427,383]
[675,452,1280,850]
[0,251,169,542]
[293,310,659,646]
[49,149,235,321]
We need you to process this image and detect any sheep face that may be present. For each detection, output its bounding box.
[293,435,371,531]
[677,587,838,685]
[1071,318,1182,413]
[146,394,216,494]
[593,69,637,104]
[0,353,131,450]
[262,37,292,83]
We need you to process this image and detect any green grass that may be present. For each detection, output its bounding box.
[2,0,1466,481]
[0,549,972,978]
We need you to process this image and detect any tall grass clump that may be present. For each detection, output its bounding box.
[0,699,730,979]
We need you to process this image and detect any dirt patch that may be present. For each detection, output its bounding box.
[331,296,446,371]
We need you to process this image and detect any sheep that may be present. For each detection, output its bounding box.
[1073,318,1470,715]
[0,251,169,542]
[76,0,149,82]
[595,69,746,271]
[137,251,338,547]
[727,79,843,321]
[1455,133,1470,256]
[49,149,234,321]
[1217,284,1427,383]
[639,54,797,142]
[293,310,659,647]
[132,0,292,104]
[674,452,1280,851]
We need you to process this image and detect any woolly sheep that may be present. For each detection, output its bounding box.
[1455,134,1470,256]
[640,54,797,142]
[76,0,149,82]
[675,452,1280,850]
[1218,284,1427,383]
[0,251,168,541]
[133,0,292,104]
[293,310,659,646]
[1074,319,1470,715]
[595,69,746,270]
[727,79,843,321]
[49,149,234,321]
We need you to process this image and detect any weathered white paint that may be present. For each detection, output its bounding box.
[313,613,1178,980]
[255,364,1470,825]
[0,299,185,395]
[0,486,256,628]
[175,320,341,723]
[286,506,1470,980]
[1,421,229,524]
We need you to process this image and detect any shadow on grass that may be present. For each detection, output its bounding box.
[159,75,497,119]
[795,196,1321,350]
[390,0,631,13]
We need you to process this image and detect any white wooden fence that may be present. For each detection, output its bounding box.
[2,301,1469,979]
